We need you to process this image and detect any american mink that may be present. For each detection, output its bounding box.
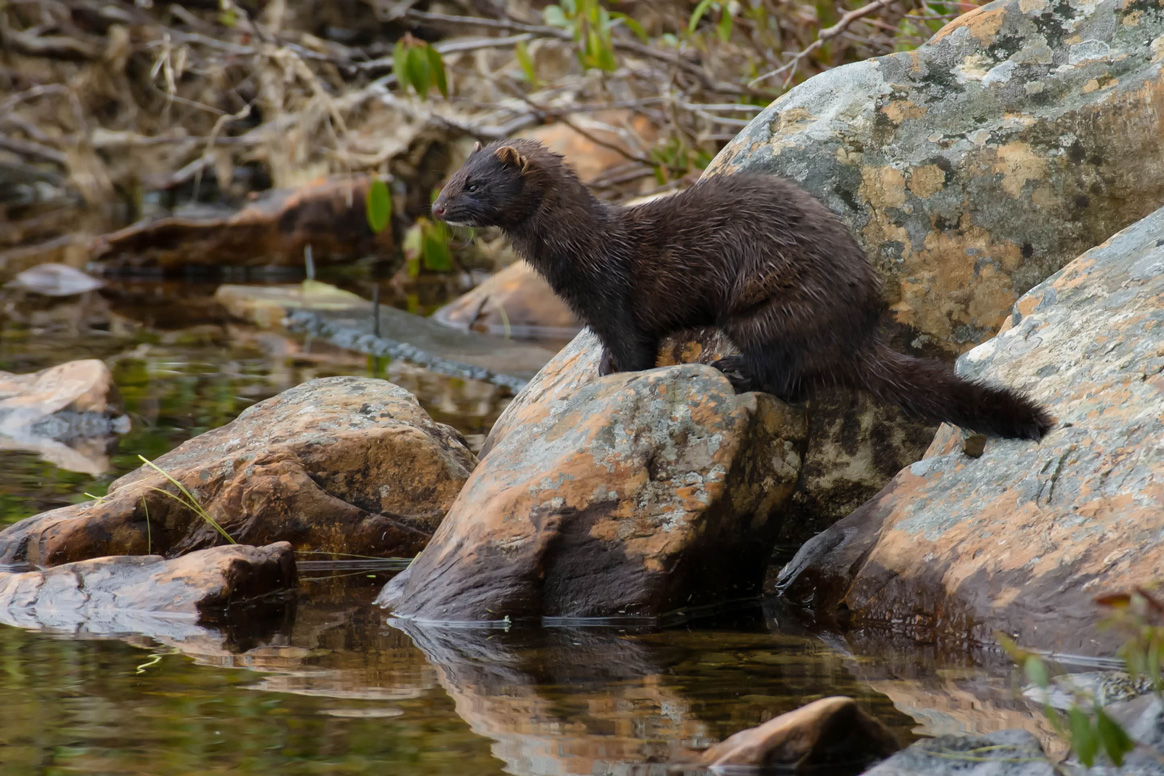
[432,139,1053,440]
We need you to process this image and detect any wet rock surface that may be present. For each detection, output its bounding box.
[0,377,476,566]
[0,542,296,638]
[432,261,579,340]
[777,205,1164,654]
[701,695,899,770]
[0,358,126,438]
[282,294,557,393]
[862,730,1058,775]
[710,0,1164,357]
[378,331,806,621]
[90,176,396,272]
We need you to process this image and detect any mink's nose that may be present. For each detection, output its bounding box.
[432,201,446,220]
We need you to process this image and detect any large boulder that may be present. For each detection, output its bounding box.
[862,730,1058,776]
[696,0,1164,536]
[0,542,296,638]
[0,377,476,566]
[776,205,1164,655]
[377,332,806,621]
[710,0,1164,355]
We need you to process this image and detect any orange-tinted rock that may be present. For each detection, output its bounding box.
[90,176,395,271]
[432,261,579,338]
[710,0,1164,356]
[377,331,806,621]
[777,206,1164,655]
[0,377,476,566]
[701,696,899,770]
[0,542,297,637]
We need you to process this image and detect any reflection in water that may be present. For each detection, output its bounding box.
[0,562,1059,775]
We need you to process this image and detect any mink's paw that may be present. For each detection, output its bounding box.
[711,356,757,393]
[598,349,618,377]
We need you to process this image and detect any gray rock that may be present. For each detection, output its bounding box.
[776,203,1164,654]
[862,730,1058,775]
[710,0,1164,356]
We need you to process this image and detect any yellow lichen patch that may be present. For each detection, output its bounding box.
[860,165,907,209]
[908,164,947,199]
[1123,10,1142,25]
[883,100,927,124]
[1020,0,1048,12]
[993,142,1048,198]
[1083,79,1101,93]
[1032,185,1056,208]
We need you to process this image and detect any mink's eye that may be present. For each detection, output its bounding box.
[466,182,480,193]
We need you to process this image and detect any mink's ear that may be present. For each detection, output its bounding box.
[493,145,531,172]
[473,140,482,152]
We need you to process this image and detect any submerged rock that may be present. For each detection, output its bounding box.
[0,377,476,566]
[7,263,104,296]
[701,696,899,771]
[777,205,1164,654]
[862,730,1057,775]
[711,0,1164,356]
[378,331,806,621]
[0,542,296,638]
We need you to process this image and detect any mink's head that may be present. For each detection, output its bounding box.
[432,139,558,229]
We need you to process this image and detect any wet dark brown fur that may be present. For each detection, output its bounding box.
[433,139,1053,440]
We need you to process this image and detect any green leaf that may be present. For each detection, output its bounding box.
[425,44,448,97]
[612,12,648,42]
[365,179,391,234]
[1024,655,1050,689]
[406,45,431,97]
[544,5,569,27]
[393,41,410,92]
[1096,708,1135,766]
[422,222,452,271]
[717,7,733,41]
[689,0,716,33]
[1069,707,1098,767]
[219,8,237,27]
[515,40,537,86]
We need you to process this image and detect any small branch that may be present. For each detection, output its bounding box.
[749,0,899,87]
[0,134,68,167]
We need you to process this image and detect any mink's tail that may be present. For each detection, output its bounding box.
[851,337,1054,440]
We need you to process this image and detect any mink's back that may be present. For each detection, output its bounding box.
[616,174,881,339]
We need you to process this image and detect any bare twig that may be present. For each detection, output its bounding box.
[750,0,900,87]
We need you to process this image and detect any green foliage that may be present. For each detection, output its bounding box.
[544,0,619,71]
[650,137,714,183]
[403,218,453,276]
[365,179,392,234]
[138,455,237,545]
[998,589,1164,770]
[689,0,734,41]
[515,40,538,86]
[393,34,449,99]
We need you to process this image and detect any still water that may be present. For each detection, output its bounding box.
[0,281,1050,775]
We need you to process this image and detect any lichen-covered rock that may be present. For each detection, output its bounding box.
[701,696,899,770]
[709,0,1164,355]
[0,377,476,566]
[0,542,296,637]
[432,261,579,339]
[776,205,1164,655]
[377,331,806,621]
